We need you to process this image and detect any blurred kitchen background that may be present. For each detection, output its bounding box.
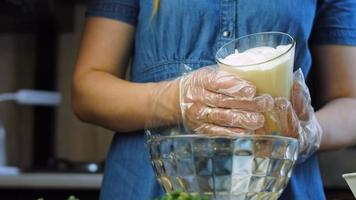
[0,0,355,199]
[0,0,112,199]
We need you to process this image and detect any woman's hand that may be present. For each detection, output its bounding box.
[178,67,274,136]
[273,69,322,161]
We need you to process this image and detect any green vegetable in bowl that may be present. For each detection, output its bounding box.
[156,191,209,200]
[37,195,79,200]
[67,196,80,200]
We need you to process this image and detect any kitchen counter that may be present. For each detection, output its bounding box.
[0,173,102,189]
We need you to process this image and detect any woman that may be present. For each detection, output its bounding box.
[72,0,356,199]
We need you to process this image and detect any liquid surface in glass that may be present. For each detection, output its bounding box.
[219,44,294,99]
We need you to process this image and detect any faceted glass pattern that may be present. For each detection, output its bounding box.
[148,135,298,200]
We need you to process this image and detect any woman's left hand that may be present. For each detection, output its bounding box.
[273,69,323,162]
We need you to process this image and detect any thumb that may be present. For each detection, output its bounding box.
[291,68,311,121]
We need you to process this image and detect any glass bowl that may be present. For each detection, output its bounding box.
[147,134,298,200]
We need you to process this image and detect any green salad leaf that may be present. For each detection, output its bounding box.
[156,191,209,200]
[37,195,79,200]
[67,195,80,200]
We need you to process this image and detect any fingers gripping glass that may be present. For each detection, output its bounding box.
[216,32,296,134]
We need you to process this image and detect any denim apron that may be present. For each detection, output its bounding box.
[86,0,356,199]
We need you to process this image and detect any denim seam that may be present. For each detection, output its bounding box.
[86,2,138,25]
[312,28,356,36]
[132,59,215,81]
[310,29,356,45]
[137,59,215,74]
[88,2,137,14]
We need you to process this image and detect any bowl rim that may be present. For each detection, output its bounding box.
[343,172,356,178]
[149,134,298,144]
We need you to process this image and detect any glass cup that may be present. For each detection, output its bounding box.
[216,32,296,134]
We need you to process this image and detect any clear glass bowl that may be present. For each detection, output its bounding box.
[147,134,298,200]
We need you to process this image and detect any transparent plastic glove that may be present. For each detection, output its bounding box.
[274,68,322,162]
[179,66,274,136]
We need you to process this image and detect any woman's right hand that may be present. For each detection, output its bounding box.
[178,67,274,136]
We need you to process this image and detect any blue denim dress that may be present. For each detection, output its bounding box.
[86,0,356,199]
